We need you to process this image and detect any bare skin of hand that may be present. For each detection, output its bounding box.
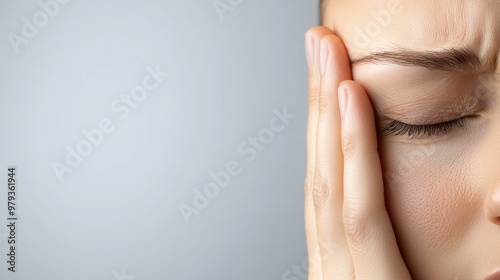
[304,26,412,280]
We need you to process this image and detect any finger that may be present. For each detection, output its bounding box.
[312,33,354,279]
[338,81,411,279]
[304,26,336,279]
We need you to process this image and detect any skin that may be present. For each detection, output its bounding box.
[305,0,500,279]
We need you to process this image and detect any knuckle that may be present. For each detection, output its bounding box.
[308,87,319,105]
[342,205,369,245]
[311,174,330,207]
[341,133,358,158]
[317,93,329,115]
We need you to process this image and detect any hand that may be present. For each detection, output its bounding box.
[304,26,412,280]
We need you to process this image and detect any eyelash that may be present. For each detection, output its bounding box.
[381,117,468,138]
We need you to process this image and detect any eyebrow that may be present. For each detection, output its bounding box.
[351,48,482,72]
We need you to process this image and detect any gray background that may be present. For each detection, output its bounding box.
[0,0,318,279]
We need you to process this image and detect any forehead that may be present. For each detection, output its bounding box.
[324,0,500,61]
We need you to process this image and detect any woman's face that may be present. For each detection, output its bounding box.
[323,0,500,278]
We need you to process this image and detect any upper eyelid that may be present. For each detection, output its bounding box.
[374,97,485,126]
[369,81,490,123]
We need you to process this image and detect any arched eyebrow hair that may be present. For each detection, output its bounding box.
[350,48,481,72]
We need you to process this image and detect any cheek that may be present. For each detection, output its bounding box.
[379,139,482,275]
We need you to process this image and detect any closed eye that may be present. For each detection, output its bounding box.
[381,117,471,138]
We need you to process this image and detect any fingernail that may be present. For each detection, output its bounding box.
[338,87,349,118]
[305,33,314,66]
[319,40,329,76]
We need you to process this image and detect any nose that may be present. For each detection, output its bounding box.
[485,184,500,226]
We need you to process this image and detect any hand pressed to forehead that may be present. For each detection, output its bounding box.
[311,0,500,279]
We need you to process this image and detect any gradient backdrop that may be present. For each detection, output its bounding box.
[0,0,318,279]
